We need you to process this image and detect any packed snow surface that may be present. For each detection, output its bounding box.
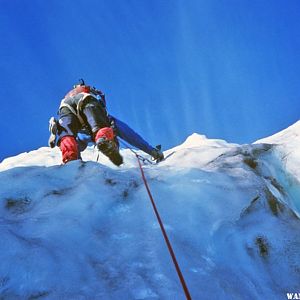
[0,123,300,299]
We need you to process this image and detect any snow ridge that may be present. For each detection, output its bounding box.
[0,122,300,299]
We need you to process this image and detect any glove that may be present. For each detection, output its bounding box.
[150,145,164,163]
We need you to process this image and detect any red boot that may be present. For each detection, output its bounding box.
[95,127,123,166]
[60,136,78,163]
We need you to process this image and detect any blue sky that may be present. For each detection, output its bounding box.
[1,0,300,161]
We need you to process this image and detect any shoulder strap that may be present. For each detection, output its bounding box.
[59,94,92,126]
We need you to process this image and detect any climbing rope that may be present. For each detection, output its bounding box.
[135,153,192,300]
[119,140,156,165]
[98,139,192,298]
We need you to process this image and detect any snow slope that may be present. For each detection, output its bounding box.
[0,124,300,299]
[256,120,300,181]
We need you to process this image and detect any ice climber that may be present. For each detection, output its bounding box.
[48,79,164,166]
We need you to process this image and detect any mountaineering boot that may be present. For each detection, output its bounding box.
[95,127,123,166]
[97,138,123,166]
[48,117,58,148]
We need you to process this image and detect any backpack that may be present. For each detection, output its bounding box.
[65,85,106,107]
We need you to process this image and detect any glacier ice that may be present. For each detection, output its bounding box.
[0,125,300,299]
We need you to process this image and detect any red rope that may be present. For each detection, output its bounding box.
[136,156,192,300]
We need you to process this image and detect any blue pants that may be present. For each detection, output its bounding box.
[77,116,154,155]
